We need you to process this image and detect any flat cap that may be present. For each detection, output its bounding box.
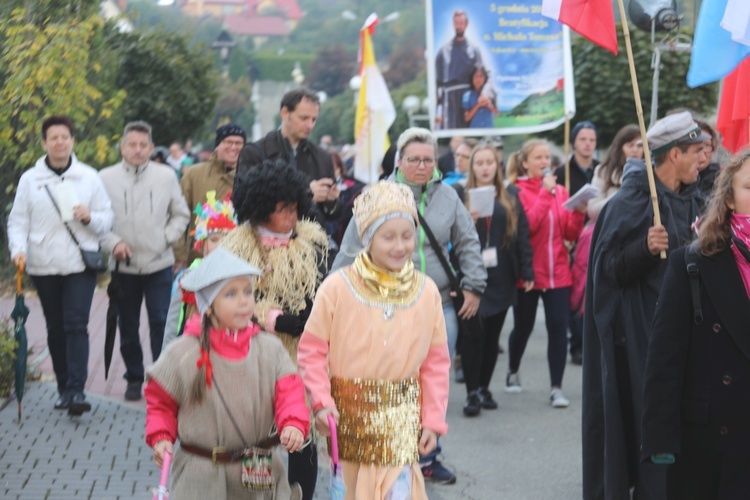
[180,247,262,315]
[646,111,710,155]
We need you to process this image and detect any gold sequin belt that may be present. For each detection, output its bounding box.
[331,377,421,467]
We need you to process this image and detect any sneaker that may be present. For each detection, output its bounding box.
[478,387,498,410]
[125,381,142,401]
[504,372,522,393]
[421,460,457,485]
[550,388,570,408]
[463,392,481,417]
[454,367,465,384]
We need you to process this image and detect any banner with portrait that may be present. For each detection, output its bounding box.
[426,0,575,138]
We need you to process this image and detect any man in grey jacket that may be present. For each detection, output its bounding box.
[100,121,190,401]
[332,127,486,485]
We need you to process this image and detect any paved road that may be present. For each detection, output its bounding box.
[0,291,582,499]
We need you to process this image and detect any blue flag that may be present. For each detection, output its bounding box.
[687,0,750,88]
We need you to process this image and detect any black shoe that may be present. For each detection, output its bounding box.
[68,393,91,416]
[478,387,498,410]
[125,381,143,401]
[571,349,583,366]
[54,392,71,410]
[497,344,505,355]
[463,392,481,417]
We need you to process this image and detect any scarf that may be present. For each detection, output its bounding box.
[353,252,418,302]
[257,225,293,248]
[730,213,750,298]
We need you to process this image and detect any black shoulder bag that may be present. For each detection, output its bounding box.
[417,212,483,338]
[44,185,108,273]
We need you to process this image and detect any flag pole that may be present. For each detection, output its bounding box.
[616,0,665,259]
[564,113,571,192]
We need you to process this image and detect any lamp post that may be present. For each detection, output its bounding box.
[402,95,431,128]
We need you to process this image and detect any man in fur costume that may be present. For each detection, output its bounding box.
[222,159,328,500]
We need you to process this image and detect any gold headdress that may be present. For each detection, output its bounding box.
[353,181,418,244]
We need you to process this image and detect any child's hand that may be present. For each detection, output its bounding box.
[418,429,438,456]
[153,439,173,468]
[314,406,340,437]
[280,426,305,453]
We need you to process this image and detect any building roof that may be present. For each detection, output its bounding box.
[223,14,290,36]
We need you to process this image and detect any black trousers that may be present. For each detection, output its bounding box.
[31,271,97,394]
[288,442,317,500]
[462,309,509,394]
[508,287,569,387]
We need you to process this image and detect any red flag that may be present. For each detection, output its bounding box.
[717,57,750,154]
[542,0,619,55]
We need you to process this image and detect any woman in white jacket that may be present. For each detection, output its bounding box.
[7,116,113,416]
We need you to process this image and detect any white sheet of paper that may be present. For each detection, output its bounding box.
[55,182,79,222]
[468,186,496,218]
[563,183,600,211]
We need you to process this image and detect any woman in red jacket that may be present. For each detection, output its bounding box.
[505,139,586,408]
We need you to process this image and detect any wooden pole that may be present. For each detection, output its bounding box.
[616,0,665,259]
[564,114,571,192]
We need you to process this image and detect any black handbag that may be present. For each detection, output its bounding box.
[44,185,108,273]
[417,212,484,338]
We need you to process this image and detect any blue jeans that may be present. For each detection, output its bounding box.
[118,267,173,383]
[31,271,97,394]
[419,303,458,465]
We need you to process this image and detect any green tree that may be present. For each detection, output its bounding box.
[109,29,220,146]
[545,28,718,147]
[305,45,357,97]
[228,46,249,82]
[193,76,255,148]
[0,9,126,262]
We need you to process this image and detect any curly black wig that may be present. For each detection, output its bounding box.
[232,158,314,225]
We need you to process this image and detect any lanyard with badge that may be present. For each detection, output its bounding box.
[481,216,498,269]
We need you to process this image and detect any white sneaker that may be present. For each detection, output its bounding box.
[550,388,569,408]
[505,372,522,393]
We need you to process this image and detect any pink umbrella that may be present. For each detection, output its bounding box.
[327,414,346,499]
[152,450,171,500]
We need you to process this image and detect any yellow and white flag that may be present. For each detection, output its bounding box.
[354,13,396,185]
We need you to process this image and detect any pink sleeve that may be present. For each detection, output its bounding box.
[274,373,310,436]
[297,332,336,412]
[420,343,450,435]
[145,380,179,447]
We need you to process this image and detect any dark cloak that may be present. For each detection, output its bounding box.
[582,159,702,500]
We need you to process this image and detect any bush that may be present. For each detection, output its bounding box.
[0,317,17,398]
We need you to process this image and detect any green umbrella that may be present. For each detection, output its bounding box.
[11,261,28,421]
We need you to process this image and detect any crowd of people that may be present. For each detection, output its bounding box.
[8,85,750,498]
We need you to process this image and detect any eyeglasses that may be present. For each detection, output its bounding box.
[405,157,436,167]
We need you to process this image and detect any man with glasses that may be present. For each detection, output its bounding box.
[332,127,486,486]
[174,124,246,268]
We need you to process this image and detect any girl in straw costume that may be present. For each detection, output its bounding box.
[145,247,309,499]
[297,181,451,500]
[221,159,328,499]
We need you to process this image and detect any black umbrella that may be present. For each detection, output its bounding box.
[104,261,122,380]
[11,261,28,421]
